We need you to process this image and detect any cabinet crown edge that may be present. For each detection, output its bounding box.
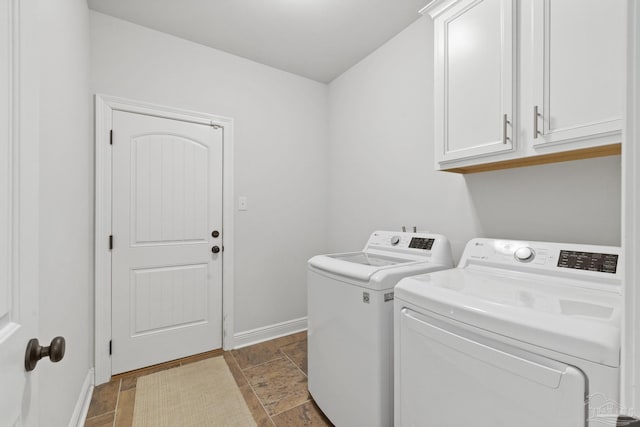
[419,0,460,18]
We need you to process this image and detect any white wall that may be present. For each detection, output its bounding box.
[38,0,93,425]
[89,12,329,334]
[328,17,621,259]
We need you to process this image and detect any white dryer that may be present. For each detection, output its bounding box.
[307,231,454,427]
[394,238,623,427]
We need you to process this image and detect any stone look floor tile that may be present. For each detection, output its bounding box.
[113,388,136,427]
[84,331,334,427]
[280,338,308,374]
[272,332,306,348]
[223,352,248,387]
[244,357,310,416]
[232,331,307,370]
[231,340,285,370]
[86,379,120,419]
[84,412,115,427]
[271,401,334,427]
[119,376,137,391]
[223,352,274,426]
[239,383,276,427]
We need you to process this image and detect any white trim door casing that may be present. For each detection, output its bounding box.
[94,95,235,385]
[622,0,640,417]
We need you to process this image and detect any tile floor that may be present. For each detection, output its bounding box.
[84,331,333,427]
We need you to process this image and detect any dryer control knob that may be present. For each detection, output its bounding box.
[390,236,400,246]
[514,247,535,262]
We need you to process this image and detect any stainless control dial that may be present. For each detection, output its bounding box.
[514,247,535,262]
[390,236,400,246]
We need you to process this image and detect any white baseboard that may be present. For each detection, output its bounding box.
[68,368,94,427]
[233,317,307,349]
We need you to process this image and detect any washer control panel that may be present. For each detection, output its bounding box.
[362,231,454,266]
[367,231,435,250]
[463,238,622,278]
[557,250,619,274]
[409,237,435,250]
[365,231,444,254]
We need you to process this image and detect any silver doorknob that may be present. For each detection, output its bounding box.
[25,336,66,372]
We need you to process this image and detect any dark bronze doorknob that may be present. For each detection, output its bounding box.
[211,246,220,254]
[25,336,66,372]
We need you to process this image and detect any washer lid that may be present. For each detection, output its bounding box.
[308,251,420,281]
[329,252,414,267]
[395,267,622,367]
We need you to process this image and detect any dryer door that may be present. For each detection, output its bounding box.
[395,308,586,427]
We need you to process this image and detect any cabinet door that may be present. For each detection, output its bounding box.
[531,0,625,150]
[434,0,516,167]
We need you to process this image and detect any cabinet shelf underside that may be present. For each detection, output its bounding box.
[442,143,621,174]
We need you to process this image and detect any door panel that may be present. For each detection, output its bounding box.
[112,111,223,374]
[0,0,11,323]
[131,264,208,335]
[532,0,624,147]
[396,308,586,427]
[447,0,502,151]
[0,0,21,418]
[0,1,38,425]
[131,135,209,245]
[435,0,515,164]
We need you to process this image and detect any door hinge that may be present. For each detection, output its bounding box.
[109,129,113,145]
[109,340,112,355]
[109,235,113,250]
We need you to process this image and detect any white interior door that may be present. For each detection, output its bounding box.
[0,0,39,425]
[111,111,223,374]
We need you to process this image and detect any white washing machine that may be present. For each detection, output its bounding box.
[307,230,454,427]
[394,238,623,427]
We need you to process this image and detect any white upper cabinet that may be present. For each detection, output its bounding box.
[432,0,516,167]
[424,0,625,173]
[531,0,625,151]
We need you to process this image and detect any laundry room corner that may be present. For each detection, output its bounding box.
[327,16,478,259]
[327,12,622,260]
[4,1,640,426]
[89,11,330,352]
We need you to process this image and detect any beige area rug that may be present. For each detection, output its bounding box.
[132,356,257,427]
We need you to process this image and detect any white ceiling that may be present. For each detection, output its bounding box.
[86,0,428,83]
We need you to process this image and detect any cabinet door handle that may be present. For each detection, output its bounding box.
[533,105,540,139]
[503,114,510,144]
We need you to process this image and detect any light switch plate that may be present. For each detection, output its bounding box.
[239,196,248,211]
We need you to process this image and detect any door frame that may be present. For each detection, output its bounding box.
[94,94,235,385]
[623,0,640,417]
